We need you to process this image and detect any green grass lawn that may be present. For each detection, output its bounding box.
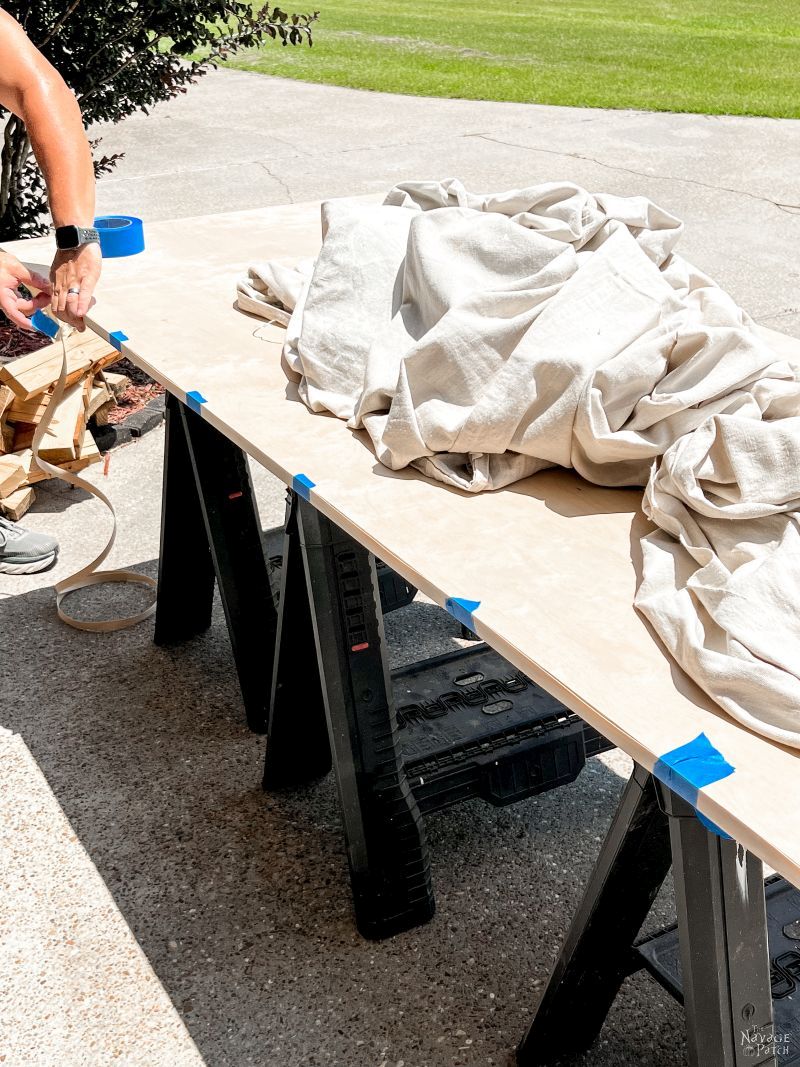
[228,0,800,117]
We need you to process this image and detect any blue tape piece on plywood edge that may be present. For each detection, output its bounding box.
[109,330,128,351]
[185,390,207,414]
[653,732,734,839]
[292,473,316,501]
[696,812,731,838]
[445,597,481,631]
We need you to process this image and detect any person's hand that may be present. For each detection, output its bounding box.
[0,250,51,330]
[50,241,101,331]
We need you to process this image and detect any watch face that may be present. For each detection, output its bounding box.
[55,225,100,248]
[56,225,80,249]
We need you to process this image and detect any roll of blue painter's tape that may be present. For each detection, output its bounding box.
[94,214,145,258]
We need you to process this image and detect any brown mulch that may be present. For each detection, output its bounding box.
[106,358,165,423]
[0,316,50,360]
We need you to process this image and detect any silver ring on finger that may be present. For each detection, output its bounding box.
[67,287,81,296]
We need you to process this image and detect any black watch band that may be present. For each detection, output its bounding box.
[55,225,101,250]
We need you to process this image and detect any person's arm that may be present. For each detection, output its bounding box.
[0,10,100,330]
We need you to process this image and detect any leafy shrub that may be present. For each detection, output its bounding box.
[0,3,317,238]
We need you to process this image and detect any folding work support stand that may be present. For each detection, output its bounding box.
[517,764,776,1067]
[264,491,434,939]
[154,392,278,733]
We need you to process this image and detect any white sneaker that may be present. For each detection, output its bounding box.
[0,516,58,573]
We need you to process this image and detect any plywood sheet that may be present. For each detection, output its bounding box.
[7,202,800,883]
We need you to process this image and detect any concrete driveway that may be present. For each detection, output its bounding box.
[2,70,798,1067]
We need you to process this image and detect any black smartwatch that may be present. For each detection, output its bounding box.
[55,224,101,250]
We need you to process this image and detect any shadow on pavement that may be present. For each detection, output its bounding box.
[0,560,687,1067]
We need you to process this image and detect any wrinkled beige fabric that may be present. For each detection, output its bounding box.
[237,179,800,745]
[638,415,800,746]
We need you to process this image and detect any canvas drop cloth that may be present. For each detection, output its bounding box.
[237,179,800,747]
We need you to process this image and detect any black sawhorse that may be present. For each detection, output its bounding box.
[154,393,278,733]
[517,764,778,1067]
[155,393,610,943]
[155,393,433,937]
[263,486,434,939]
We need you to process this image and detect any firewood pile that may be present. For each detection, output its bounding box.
[0,329,129,521]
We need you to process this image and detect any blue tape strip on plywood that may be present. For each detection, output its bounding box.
[292,473,316,501]
[653,732,734,839]
[444,597,481,631]
[109,330,128,351]
[185,390,207,414]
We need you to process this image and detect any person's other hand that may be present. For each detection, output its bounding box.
[51,242,101,331]
[0,250,51,330]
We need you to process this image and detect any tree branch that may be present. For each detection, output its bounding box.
[37,0,83,50]
[83,17,144,69]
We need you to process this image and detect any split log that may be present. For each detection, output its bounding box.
[5,389,51,425]
[92,398,117,427]
[87,379,113,418]
[36,381,87,464]
[11,422,37,452]
[14,448,47,486]
[0,485,34,521]
[61,431,101,473]
[101,370,130,398]
[0,453,27,497]
[0,421,14,454]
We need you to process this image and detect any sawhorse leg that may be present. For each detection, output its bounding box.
[663,788,774,1066]
[517,765,672,1061]
[154,391,277,733]
[263,492,332,788]
[265,492,434,939]
[154,391,215,643]
[517,766,775,1067]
